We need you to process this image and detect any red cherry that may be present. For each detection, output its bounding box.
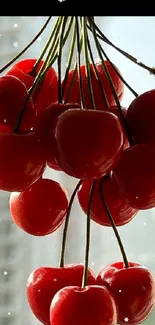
[6,58,58,114]
[96,262,155,324]
[62,60,124,110]
[0,125,12,133]
[78,173,138,227]
[0,132,45,191]
[96,261,140,287]
[0,75,35,132]
[26,264,96,325]
[126,89,155,144]
[50,285,117,325]
[54,109,124,179]
[9,178,69,236]
[113,144,155,209]
[109,106,129,150]
[34,102,80,171]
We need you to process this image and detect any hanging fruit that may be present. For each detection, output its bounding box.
[0,15,155,325]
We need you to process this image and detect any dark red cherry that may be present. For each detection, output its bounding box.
[54,109,124,179]
[62,60,124,110]
[0,132,45,191]
[6,58,58,114]
[34,102,80,171]
[0,75,35,132]
[113,144,155,209]
[109,106,129,150]
[126,89,155,144]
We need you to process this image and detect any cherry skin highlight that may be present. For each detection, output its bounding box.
[9,178,69,236]
[0,75,35,132]
[54,109,124,179]
[26,264,96,325]
[50,285,117,325]
[96,261,155,325]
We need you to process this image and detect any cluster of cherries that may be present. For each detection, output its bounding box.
[1,56,155,325]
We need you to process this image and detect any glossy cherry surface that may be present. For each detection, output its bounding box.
[113,144,155,209]
[109,106,129,150]
[34,102,80,170]
[6,58,58,114]
[9,178,69,236]
[126,89,155,144]
[78,174,138,227]
[96,261,155,325]
[50,285,117,325]
[55,109,124,179]
[27,264,96,325]
[0,75,35,131]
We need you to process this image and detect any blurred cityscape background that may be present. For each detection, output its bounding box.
[0,16,155,325]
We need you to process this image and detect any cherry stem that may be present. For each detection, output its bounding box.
[64,65,77,104]
[87,33,109,108]
[64,33,83,104]
[82,180,97,288]
[34,17,74,97]
[30,16,63,76]
[91,23,133,146]
[14,54,52,132]
[43,17,74,70]
[99,44,138,98]
[75,17,85,109]
[0,16,52,74]
[14,20,63,133]
[57,17,68,104]
[99,177,129,268]
[32,17,65,103]
[62,17,77,97]
[88,17,155,76]
[87,17,138,98]
[28,16,68,106]
[100,49,133,146]
[82,17,96,110]
[59,180,82,268]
